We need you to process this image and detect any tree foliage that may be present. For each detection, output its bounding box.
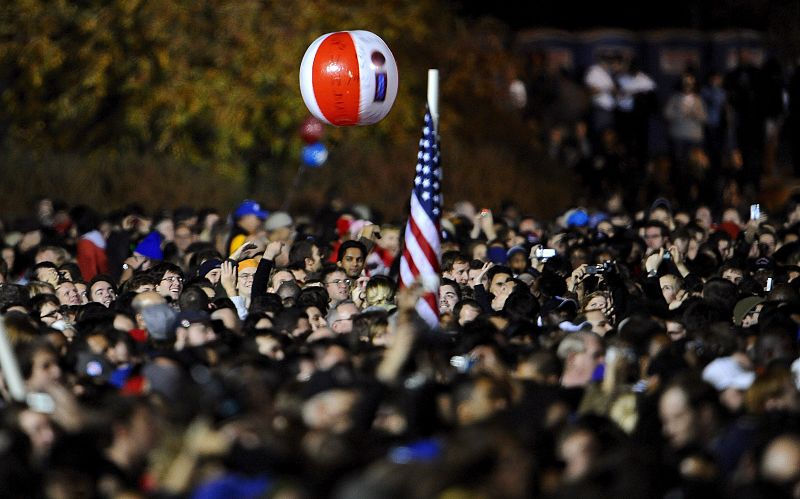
[0,0,566,217]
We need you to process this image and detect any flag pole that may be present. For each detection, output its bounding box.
[427,69,439,133]
[0,315,27,402]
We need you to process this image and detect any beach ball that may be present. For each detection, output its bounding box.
[299,30,398,126]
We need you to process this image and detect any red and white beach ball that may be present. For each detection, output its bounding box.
[299,30,398,126]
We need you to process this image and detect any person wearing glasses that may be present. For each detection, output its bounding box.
[322,267,351,306]
[151,262,185,303]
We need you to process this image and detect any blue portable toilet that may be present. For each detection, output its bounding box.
[710,30,766,74]
[515,28,578,76]
[575,29,639,75]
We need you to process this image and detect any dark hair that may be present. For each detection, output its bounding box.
[289,240,318,268]
[89,274,117,293]
[148,262,184,282]
[439,278,461,300]
[486,265,513,286]
[337,240,367,262]
[441,251,468,273]
[178,285,210,312]
[122,272,159,294]
[296,286,329,314]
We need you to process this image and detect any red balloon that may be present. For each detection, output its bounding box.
[300,116,324,144]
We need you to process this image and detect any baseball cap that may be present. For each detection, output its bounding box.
[197,258,222,279]
[566,209,589,228]
[173,310,211,330]
[265,211,293,231]
[134,231,163,260]
[234,200,268,220]
[733,296,765,326]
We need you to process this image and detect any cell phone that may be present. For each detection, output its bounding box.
[663,251,671,261]
[534,248,556,259]
[750,204,761,221]
[450,355,476,373]
[765,277,773,292]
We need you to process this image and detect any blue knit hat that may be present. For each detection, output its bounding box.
[134,231,163,260]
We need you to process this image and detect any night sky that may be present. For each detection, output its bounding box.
[453,0,778,31]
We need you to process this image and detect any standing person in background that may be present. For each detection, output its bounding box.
[71,205,108,281]
[664,72,707,206]
[226,200,268,256]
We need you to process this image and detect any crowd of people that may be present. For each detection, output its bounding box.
[2,192,800,498]
[513,49,800,213]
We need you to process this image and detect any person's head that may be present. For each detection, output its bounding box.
[34,246,68,267]
[31,262,59,287]
[364,275,395,308]
[337,240,367,279]
[237,260,258,298]
[720,263,745,285]
[268,269,295,293]
[327,300,359,335]
[761,434,800,494]
[557,332,604,388]
[54,280,80,307]
[581,291,608,314]
[123,273,159,295]
[173,223,196,253]
[583,309,613,337]
[507,246,529,275]
[233,199,268,234]
[659,274,684,305]
[304,305,328,331]
[103,396,159,469]
[323,268,351,303]
[487,266,513,297]
[253,332,286,361]
[15,406,56,464]
[29,294,64,327]
[439,278,461,314]
[196,258,222,285]
[376,224,400,254]
[659,375,719,450]
[289,239,323,273]
[177,285,210,312]
[451,374,512,426]
[173,311,215,350]
[442,251,469,285]
[151,263,184,301]
[454,298,482,326]
[643,221,669,252]
[27,281,55,299]
[89,275,117,308]
[16,341,61,391]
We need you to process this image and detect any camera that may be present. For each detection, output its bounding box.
[534,248,556,259]
[586,261,613,275]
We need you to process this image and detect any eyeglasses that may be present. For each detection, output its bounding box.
[161,275,184,284]
[325,279,351,287]
[40,309,63,321]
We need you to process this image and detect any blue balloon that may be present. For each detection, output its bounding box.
[302,142,328,168]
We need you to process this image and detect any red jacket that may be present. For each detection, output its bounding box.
[77,231,108,281]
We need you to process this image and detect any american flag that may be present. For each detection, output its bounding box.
[399,106,442,328]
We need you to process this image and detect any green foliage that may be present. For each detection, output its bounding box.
[0,0,570,218]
